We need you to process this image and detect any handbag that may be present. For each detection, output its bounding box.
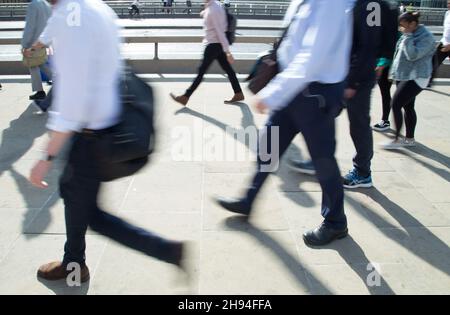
[246,1,306,94]
[22,47,48,68]
[94,67,156,182]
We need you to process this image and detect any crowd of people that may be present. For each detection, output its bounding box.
[2,0,449,284]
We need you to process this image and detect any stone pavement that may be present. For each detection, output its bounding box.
[0,77,449,295]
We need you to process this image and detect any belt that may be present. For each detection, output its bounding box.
[80,126,116,137]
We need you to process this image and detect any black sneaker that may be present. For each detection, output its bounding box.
[372,120,390,132]
[215,196,251,216]
[29,91,46,100]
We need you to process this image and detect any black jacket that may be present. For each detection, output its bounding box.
[347,0,393,89]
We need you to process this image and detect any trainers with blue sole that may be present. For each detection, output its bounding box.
[343,169,373,189]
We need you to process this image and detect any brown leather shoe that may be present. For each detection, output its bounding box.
[170,93,189,106]
[224,92,245,104]
[37,261,90,283]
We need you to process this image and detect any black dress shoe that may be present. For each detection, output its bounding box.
[29,91,46,100]
[215,196,251,216]
[303,223,348,246]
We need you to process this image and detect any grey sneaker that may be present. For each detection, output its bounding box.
[381,138,416,150]
[31,101,45,115]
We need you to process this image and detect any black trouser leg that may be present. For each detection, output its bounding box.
[377,66,393,121]
[244,108,298,207]
[61,135,182,266]
[346,84,374,178]
[60,136,98,266]
[403,98,417,139]
[184,44,218,97]
[216,50,242,94]
[391,80,423,139]
[431,44,450,83]
[297,83,346,229]
[244,82,347,229]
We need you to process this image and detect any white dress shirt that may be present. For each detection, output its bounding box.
[39,0,122,133]
[258,0,354,111]
[442,10,450,46]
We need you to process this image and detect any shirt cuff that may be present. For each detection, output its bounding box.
[47,112,84,133]
[39,33,52,47]
[258,84,287,111]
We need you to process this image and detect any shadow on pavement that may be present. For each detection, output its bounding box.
[315,235,396,294]
[0,105,58,238]
[175,104,316,208]
[347,187,450,277]
[223,216,332,294]
[37,277,90,295]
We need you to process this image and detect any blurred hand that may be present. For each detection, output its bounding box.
[254,97,269,114]
[344,88,357,100]
[22,48,33,58]
[227,53,235,65]
[375,66,384,79]
[29,160,51,189]
[441,44,450,53]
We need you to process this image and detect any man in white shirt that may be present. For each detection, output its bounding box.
[430,0,450,85]
[217,0,353,246]
[28,0,186,283]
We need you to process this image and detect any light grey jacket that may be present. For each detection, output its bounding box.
[21,0,51,49]
[389,25,436,81]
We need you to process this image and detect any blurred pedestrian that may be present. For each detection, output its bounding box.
[129,0,141,18]
[170,0,243,106]
[429,0,450,87]
[373,1,401,132]
[28,0,187,283]
[216,0,353,246]
[382,12,436,149]
[21,0,52,101]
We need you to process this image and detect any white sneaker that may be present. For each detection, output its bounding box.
[381,138,415,150]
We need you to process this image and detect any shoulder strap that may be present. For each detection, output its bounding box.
[275,0,308,51]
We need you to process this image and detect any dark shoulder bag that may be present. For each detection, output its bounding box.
[246,1,305,94]
[94,67,156,182]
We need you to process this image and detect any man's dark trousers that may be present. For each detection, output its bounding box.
[185,43,242,97]
[346,83,374,178]
[431,43,450,83]
[244,82,347,229]
[60,134,181,266]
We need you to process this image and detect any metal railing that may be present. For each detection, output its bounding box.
[0,33,277,59]
[0,1,290,20]
[1,2,448,24]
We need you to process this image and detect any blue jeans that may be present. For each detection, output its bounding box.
[245,82,347,229]
[60,134,182,266]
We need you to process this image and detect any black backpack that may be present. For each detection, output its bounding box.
[225,9,237,45]
[95,68,155,182]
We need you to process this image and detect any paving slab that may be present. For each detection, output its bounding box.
[0,80,449,294]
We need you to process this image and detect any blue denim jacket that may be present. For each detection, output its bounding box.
[389,25,436,81]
